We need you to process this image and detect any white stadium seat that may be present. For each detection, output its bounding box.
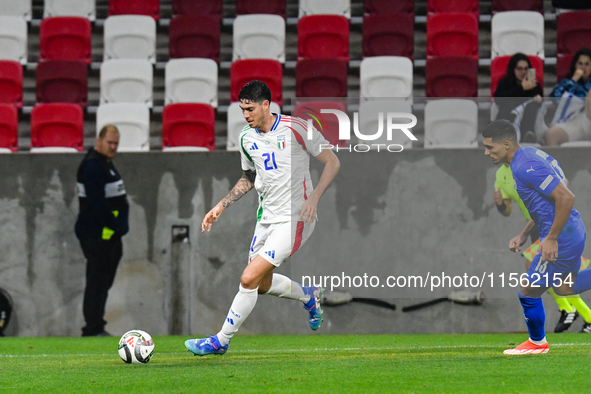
[424,99,478,148]
[227,101,281,151]
[100,59,154,107]
[358,99,414,149]
[360,56,413,101]
[233,14,285,63]
[299,0,351,18]
[104,15,156,63]
[0,16,27,64]
[165,58,218,107]
[44,0,96,20]
[0,0,31,21]
[491,11,545,59]
[96,103,151,152]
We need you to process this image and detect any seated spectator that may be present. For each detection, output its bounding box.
[543,48,591,145]
[494,53,543,142]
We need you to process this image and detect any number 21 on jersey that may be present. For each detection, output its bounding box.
[263,152,278,170]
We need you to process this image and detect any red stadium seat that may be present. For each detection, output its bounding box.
[293,101,347,147]
[297,15,349,62]
[362,13,414,59]
[162,103,215,150]
[36,59,88,107]
[296,59,348,98]
[230,59,283,106]
[364,0,414,14]
[557,11,591,56]
[0,104,18,152]
[172,0,222,19]
[109,0,160,20]
[0,61,23,108]
[236,0,286,18]
[557,54,573,82]
[492,0,543,13]
[169,15,220,62]
[427,13,479,59]
[428,0,478,17]
[490,55,544,95]
[426,56,478,97]
[31,103,83,151]
[39,17,91,64]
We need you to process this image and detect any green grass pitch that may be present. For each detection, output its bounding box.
[2,333,590,393]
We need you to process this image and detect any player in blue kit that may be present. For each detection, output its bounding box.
[483,119,591,354]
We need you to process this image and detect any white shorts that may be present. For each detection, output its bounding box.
[248,220,315,267]
[557,111,591,141]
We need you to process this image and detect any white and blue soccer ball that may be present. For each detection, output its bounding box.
[118,329,155,364]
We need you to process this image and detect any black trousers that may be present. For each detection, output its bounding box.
[79,238,122,336]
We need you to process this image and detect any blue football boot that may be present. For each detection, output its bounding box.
[303,286,324,330]
[185,335,229,356]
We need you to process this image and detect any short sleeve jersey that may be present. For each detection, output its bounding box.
[494,164,531,222]
[239,113,329,224]
[510,146,586,248]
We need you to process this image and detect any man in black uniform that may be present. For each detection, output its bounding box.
[76,124,129,337]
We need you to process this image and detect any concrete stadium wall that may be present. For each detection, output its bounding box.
[1,148,591,337]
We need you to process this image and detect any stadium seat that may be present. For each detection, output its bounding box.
[490,55,544,95]
[0,16,27,65]
[293,100,348,147]
[557,11,591,56]
[360,56,413,100]
[0,104,18,152]
[0,0,31,21]
[426,13,478,59]
[297,15,349,62]
[233,14,285,63]
[230,59,283,106]
[357,99,414,149]
[36,59,88,107]
[236,0,286,18]
[162,103,215,151]
[169,15,220,62]
[39,17,92,64]
[491,11,545,59]
[364,0,414,14]
[109,0,160,20]
[492,0,543,13]
[227,102,281,150]
[556,54,572,82]
[30,103,83,152]
[362,13,414,59]
[427,0,478,17]
[100,59,153,107]
[553,0,591,10]
[44,0,96,20]
[0,61,23,108]
[299,0,351,18]
[165,58,218,106]
[172,0,222,19]
[96,103,150,152]
[104,15,156,63]
[296,59,348,98]
[426,57,478,98]
[424,99,478,148]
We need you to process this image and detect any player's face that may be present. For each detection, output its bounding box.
[483,137,508,165]
[95,129,120,159]
[239,99,269,129]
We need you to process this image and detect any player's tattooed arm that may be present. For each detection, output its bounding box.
[220,170,255,209]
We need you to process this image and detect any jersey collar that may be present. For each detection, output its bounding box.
[254,114,281,134]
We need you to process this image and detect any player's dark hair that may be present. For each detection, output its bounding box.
[566,48,591,80]
[238,80,271,104]
[482,119,518,143]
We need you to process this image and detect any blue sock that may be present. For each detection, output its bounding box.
[573,269,591,294]
[518,290,545,341]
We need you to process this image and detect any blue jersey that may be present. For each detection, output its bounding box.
[510,147,586,250]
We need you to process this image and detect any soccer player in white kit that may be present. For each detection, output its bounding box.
[185,81,340,356]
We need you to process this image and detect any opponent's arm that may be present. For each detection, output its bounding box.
[202,170,256,233]
[300,149,340,224]
[539,182,575,261]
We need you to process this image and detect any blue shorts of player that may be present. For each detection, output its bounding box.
[526,235,586,287]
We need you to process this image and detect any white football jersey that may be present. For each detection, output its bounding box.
[239,113,328,224]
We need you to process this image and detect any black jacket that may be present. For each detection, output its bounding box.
[494,78,543,121]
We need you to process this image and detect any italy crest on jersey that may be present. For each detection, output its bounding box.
[277,135,286,150]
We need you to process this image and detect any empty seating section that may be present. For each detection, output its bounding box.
[424,99,478,148]
[491,0,543,13]
[556,11,591,56]
[0,0,31,21]
[299,0,351,18]
[427,13,478,59]
[231,59,283,106]
[171,0,222,19]
[30,103,84,152]
[296,59,348,98]
[108,0,160,20]
[364,0,414,14]
[293,101,348,147]
[357,99,414,149]
[0,104,17,152]
[40,17,92,64]
[44,0,96,20]
[427,0,479,17]
[96,103,150,152]
[169,15,220,62]
[490,55,544,94]
[162,103,215,151]
[36,59,88,107]
[0,61,23,108]
[362,13,414,59]
[165,58,218,107]
[360,56,413,100]
[233,14,285,63]
[100,59,153,107]
[426,57,478,97]
[0,16,27,64]
[236,0,287,18]
[491,11,545,58]
[298,15,349,62]
[103,15,156,62]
